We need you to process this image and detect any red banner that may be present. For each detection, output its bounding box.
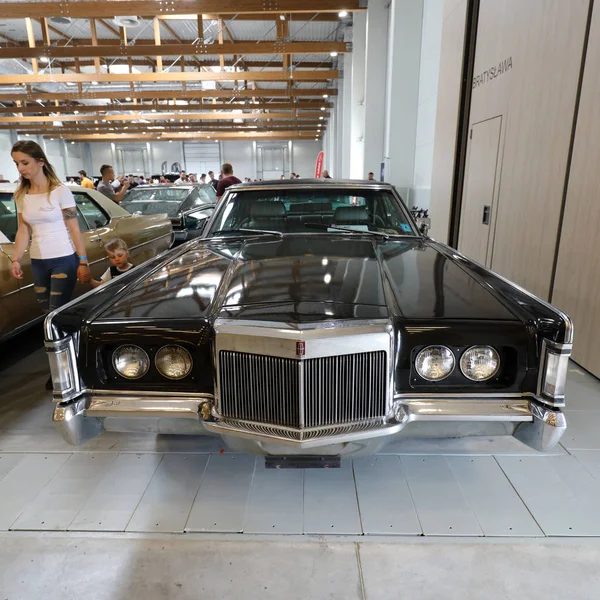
[314,151,324,178]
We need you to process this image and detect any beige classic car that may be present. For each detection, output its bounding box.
[0,184,173,342]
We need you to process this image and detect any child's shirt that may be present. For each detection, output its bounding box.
[99,262,134,283]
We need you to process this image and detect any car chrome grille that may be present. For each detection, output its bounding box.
[219,350,387,432]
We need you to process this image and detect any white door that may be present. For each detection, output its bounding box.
[458,116,503,266]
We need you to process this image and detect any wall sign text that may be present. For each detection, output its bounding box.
[472,57,513,89]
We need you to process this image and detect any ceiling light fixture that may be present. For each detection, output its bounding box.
[330,52,338,57]
[91,81,98,85]
[39,56,49,63]
[319,116,324,120]
[279,14,286,20]
[125,97,131,101]
[323,94,328,99]
[74,110,79,114]
[338,10,349,18]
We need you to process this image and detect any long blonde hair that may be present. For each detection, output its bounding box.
[12,140,62,208]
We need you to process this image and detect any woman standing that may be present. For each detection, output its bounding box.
[10,141,91,385]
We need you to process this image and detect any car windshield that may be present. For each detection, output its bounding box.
[206,188,416,237]
[121,187,190,217]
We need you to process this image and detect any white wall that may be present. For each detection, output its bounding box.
[89,144,113,177]
[292,141,322,179]
[65,142,83,176]
[413,0,444,209]
[0,131,18,182]
[222,141,255,180]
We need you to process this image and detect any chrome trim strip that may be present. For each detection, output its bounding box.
[395,391,535,399]
[87,388,214,399]
[86,397,208,418]
[127,231,172,253]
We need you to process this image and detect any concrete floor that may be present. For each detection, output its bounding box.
[2,326,600,599]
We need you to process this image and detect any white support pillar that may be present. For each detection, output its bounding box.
[363,0,390,180]
[383,0,423,188]
[349,11,366,179]
[340,52,353,178]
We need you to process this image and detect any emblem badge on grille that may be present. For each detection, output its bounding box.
[296,341,306,357]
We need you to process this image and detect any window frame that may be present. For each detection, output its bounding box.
[73,192,110,231]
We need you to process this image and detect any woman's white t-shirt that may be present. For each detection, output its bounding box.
[18,185,77,260]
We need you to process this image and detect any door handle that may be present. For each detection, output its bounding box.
[482,205,491,225]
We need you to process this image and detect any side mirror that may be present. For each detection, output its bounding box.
[417,217,431,236]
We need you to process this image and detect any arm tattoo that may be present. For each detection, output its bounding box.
[62,207,77,220]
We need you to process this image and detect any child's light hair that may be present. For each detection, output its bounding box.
[104,238,129,253]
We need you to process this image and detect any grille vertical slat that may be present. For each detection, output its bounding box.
[220,350,387,431]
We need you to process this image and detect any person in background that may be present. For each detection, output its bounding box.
[200,173,207,183]
[10,140,92,389]
[138,175,147,185]
[208,170,218,192]
[66,177,77,186]
[97,164,129,203]
[290,172,296,179]
[216,163,241,200]
[78,170,94,189]
[91,238,134,288]
[189,174,197,183]
[368,172,375,181]
[280,174,285,180]
[174,170,187,185]
[322,170,331,179]
[127,175,138,190]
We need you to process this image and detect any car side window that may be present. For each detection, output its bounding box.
[198,186,217,204]
[180,189,201,212]
[73,193,109,230]
[75,207,90,232]
[0,193,18,243]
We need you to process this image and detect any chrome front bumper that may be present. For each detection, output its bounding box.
[52,392,566,453]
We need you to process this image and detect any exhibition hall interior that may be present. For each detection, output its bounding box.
[1,0,600,597]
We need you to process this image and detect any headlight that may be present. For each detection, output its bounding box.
[415,346,455,381]
[155,345,193,380]
[460,346,500,381]
[112,345,150,380]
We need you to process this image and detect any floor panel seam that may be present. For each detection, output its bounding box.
[355,543,367,600]
[492,455,546,536]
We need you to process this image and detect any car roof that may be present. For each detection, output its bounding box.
[226,178,395,191]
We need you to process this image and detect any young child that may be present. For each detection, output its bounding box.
[91,238,135,288]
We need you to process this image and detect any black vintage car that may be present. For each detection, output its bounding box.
[45,180,572,459]
[121,184,216,244]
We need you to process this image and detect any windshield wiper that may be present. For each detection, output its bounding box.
[304,222,400,240]
[211,228,284,238]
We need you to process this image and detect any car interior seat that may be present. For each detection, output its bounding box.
[333,206,369,225]
[244,200,287,231]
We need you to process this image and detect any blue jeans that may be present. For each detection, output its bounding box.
[30,253,79,314]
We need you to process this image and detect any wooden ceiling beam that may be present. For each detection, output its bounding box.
[39,59,335,69]
[160,13,342,22]
[0,71,338,84]
[0,101,331,114]
[0,88,337,102]
[17,124,324,135]
[0,41,348,60]
[0,89,336,102]
[0,111,326,123]
[52,133,323,142]
[0,1,362,19]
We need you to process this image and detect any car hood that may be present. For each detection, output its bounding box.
[97,236,519,322]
